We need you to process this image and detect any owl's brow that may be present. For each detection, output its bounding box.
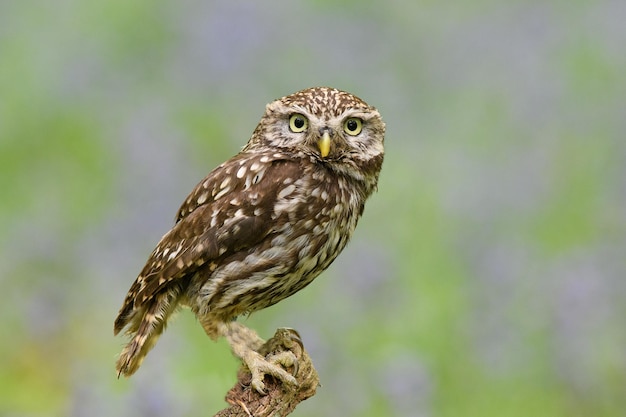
[344,109,378,118]
[285,105,310,116]
[283,103,371,121]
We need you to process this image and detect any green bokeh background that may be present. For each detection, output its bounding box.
[2,1,625,416]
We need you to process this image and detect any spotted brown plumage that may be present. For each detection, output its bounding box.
[114,87,385,393]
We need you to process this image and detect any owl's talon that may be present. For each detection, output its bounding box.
[267,350,299,377]
[243,350,298,394]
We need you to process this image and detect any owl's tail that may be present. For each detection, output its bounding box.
[114,288,181,377]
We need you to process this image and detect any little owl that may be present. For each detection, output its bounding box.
[114,87,385,393]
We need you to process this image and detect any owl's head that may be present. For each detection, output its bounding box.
[246,87,385,180]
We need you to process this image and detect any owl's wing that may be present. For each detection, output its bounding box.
[114,153,300,334]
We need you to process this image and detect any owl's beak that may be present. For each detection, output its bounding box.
[318,131,331,158]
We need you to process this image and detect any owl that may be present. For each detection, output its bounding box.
[114,87,385,393]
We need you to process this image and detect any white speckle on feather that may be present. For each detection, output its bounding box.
[278,184,296,199]
[197,192,208,205]
[214,187,230,200]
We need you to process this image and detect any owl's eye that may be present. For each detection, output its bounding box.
[289,114,309,133]
[343,118,363,136]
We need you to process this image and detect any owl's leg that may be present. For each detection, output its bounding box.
[218,321,298,394]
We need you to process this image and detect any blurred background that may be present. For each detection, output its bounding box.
[1,1,625,416]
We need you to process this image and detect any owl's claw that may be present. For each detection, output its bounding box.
[269,350,299,377]
[219,322,300,394]
[242,349,298,394]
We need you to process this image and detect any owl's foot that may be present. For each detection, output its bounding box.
[219,322,300,394]
[241,349,298,394]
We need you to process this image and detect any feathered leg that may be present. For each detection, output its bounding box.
[214,321,298,394]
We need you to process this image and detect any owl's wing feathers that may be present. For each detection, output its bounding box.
[114,153,300,333]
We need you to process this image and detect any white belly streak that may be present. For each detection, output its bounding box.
[202,247,291,309]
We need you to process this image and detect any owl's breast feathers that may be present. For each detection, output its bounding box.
[115,152,373,331]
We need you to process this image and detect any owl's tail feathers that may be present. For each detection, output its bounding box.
[114,288,181,378]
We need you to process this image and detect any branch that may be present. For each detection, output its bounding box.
[213,328,320,417]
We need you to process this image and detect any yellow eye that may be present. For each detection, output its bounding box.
[289,114,308,133]
[343,118,363,136]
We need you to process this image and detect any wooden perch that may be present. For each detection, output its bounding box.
[213,328,320,417]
